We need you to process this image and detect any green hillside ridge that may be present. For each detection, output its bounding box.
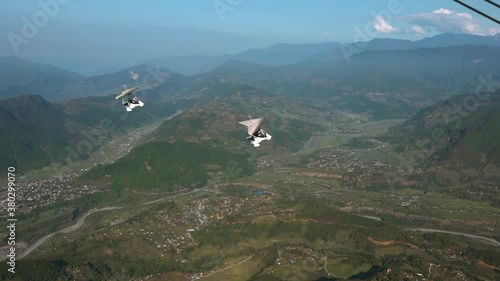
[82,141,253,191]
[0,93,182,173]
[153,84,329,151]
[382,90,500,168]
[81,84,330,191]
[0,95,71,171]
[59,95,179,132]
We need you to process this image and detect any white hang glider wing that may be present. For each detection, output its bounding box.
[238,117,272,147]
[238,117,264,136]
[115,85,144,112]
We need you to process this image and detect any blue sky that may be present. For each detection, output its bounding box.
[1,0,498,73]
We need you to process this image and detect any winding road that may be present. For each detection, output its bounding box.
[15,186,206,260]
[141,187,206,205]
[405,228,500,247]
[196,256,253,279]
[17,206,122,259]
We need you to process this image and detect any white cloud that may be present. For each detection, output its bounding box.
[411,25,426,35]
[433,8,454,15]
[373,15,399,33]
[406,8,500,36]
[372,15,426,36]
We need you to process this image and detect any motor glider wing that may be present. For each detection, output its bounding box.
[238,117,264,136]
[115,86,140,100]
[115,85,144,112]
[238,117,272,147]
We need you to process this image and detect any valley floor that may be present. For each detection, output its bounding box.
[2,115,499,281]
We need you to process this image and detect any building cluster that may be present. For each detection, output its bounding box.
[308,147,389,176]
[0,173,97,215]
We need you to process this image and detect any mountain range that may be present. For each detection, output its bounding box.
[1,33,498,102]
[0,33,499,174]
[0,59,172,101]
[1,32,500,281]
[146,33,500,75]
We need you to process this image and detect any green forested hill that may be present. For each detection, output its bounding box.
[152,84,328,151]
[383,90,500,168]
[82,141,253,191]
[0,95,71,171]
[0,94,180,172]
[81,83,330,191]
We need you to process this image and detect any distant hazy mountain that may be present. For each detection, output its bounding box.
[312,33,500,63]
[144,55,231,77]
[234,42,342,65]
[61,64,172,99]
[147,33,499,75]
[418,33,500,48]
[366,33,500,50]
[205,45,500,119]
[1,33,498,101]
[0,58,175,101]
[145,42,342,75]
[0,56,83,100]
[346,45,500,93]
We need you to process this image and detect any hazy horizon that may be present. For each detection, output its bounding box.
[1,0,498,74]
